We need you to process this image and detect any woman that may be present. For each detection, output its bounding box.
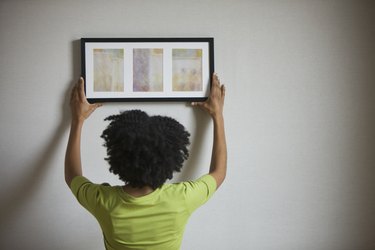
[65,73,226,250]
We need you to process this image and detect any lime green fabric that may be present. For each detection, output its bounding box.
[70,174,216,250]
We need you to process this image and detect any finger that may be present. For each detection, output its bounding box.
[78,77,86,101]
[70,85,76,100]
[211,82,221,97]
[221,85,226,99]
[213,73,220,86]
[71,85,79,102]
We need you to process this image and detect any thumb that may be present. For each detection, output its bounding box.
[89,103,102,112]
[84,103,102,118]
[92,103,103,111]
[191,101,205,107]
[191,101,210,112]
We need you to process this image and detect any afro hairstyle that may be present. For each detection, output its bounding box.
[101,110,190,189]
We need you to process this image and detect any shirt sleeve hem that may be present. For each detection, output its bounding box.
[70,175,91,197]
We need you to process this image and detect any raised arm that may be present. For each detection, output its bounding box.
[192,73,227,189]
[64,77,102,186]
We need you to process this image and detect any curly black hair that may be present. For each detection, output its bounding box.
[101,110,190,189]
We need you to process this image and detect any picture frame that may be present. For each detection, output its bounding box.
[81,38,214,102]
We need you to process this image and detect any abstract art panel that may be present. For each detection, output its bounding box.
[172,49,202,91]
[93,49,124,92]
[133,49,163,92]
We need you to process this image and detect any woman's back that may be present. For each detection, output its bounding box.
[71,175,216,250]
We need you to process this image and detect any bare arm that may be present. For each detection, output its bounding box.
[192,73,227,189]
[64,77,102,186]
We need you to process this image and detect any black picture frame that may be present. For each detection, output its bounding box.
[81,37,214,102]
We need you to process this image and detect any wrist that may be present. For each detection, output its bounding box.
[212,113,224,123]
[71,118,84,127]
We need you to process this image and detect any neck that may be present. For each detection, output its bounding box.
[123,185,154,197]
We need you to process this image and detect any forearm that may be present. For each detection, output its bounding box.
[65,120,84,186]
[209,114,227,189]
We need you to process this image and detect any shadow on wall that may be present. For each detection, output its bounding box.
[0,38,210,229]
[0,40,81,228]
[344,5,375,247]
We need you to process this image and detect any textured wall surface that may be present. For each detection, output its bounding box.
[0,1,374,249]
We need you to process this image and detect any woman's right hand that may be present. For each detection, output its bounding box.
[192,73,226,119]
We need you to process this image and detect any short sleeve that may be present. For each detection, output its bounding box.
[184,174,217,213]
[70,176,101,214]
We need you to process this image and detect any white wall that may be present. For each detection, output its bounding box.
[1,0,374,249]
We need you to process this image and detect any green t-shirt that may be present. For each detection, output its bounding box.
[70,174,216,250]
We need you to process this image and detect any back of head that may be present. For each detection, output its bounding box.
[101,110,190,189]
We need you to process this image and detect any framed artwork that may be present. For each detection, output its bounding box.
[81,38,214,102]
